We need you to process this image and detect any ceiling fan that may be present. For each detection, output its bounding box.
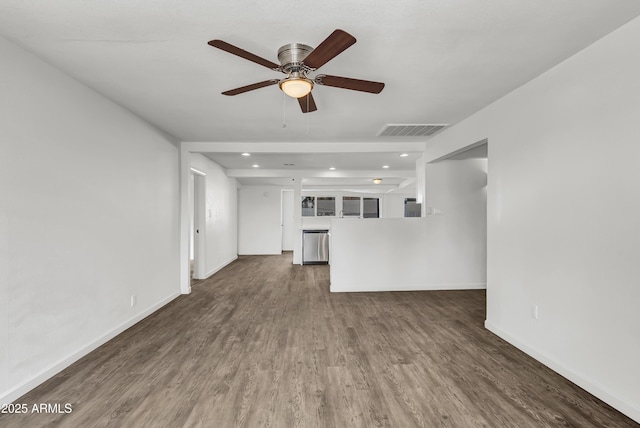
[208,29,385,113]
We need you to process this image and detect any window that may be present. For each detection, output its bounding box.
[302,196,315,217]
[302,196,335,217]
[342,196,361,217]
[316,197,336,216]
[363,198,379,218]
[404,198,421,217]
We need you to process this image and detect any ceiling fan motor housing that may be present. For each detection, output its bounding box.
[277,43,313,74]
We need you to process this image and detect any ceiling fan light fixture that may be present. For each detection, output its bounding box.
[279,78,313,98]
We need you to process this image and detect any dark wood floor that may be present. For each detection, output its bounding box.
[2,254,637,427]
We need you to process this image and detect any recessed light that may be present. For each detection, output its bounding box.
[399,153,409,157]
[252,164,260,168]
[329,167,336,170]
[241,153,251,156]
[382,165,390,169]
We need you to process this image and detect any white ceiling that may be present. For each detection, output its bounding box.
[2,1,639,189]
[205,150,422,189]
[205,151,421,171]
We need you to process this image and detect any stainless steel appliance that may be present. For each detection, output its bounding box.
[302,230,329,265]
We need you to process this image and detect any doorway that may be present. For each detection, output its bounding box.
[425,140,488,286]
[190,169,206,282]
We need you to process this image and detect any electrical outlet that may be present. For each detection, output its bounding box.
[532,305,539,319]
[131,295,137,307]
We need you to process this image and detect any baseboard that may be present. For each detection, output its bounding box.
[203,255,238,279]
[330,283,486,293]
[237,252,282,256]
[484,320,640,424]
[0,292,181,406]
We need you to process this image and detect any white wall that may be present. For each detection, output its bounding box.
[423,16,640,422]
[0,37,180,403]
[238,186,282,255]
[190,154,238,276]
[330,164,487,292]
[425,157,488,283]
[301,216,333,230]
[281,190,294,251]
[381,192,412,218]
[330,218,486,292]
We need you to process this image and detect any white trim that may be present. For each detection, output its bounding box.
[192,172,207,280]
[330,283,486,293]
[485,321,640,424]
[0,292,180,406]
[189,167,206,176]
[226,168,414,179]
[428,138,488,163]
[204,255,238,278]
[181,141,427,153]
[179,143,191,294]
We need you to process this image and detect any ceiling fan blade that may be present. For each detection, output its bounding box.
[298,92,318,113]
[208,40,280,70]
[222,79,279,96]
[315,74,385,94]
[303,29,356,70]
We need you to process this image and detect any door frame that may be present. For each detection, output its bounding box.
[190,168,206,281]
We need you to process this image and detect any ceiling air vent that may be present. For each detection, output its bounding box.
[377,124,448,137]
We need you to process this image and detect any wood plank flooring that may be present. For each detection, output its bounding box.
[1,254,637,427]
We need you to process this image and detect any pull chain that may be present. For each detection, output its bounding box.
[306,95,310,135]
[282,91,287,128]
